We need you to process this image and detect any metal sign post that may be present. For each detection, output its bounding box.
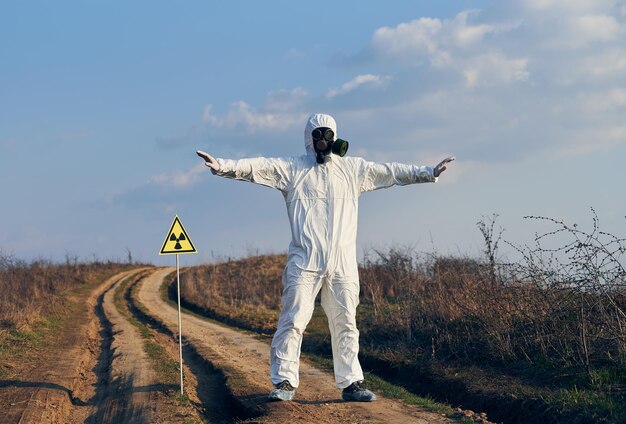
[159,215,197,396]
[176,253,184,395]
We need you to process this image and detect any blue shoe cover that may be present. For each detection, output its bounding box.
[268,380,296,401]
[342,381,377,402]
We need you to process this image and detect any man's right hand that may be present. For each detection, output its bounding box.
[434,156,455,177]
[196,150,220,172]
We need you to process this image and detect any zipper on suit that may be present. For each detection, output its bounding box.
[326,160,334,272]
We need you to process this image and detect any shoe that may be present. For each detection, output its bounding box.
[342,380,377,402]
[268,380,296,401]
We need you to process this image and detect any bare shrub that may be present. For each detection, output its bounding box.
[505,209,626,375]
[181,210,625,377]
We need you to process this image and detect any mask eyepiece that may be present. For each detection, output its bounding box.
[312,127,334,143]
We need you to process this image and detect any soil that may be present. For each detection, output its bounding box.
[0,267,466,423]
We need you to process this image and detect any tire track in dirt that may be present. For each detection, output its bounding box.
[137,267,455,424]
[0,269,142,424]
[82,271,162,423]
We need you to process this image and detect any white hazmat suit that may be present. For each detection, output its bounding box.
[210,113,438,390]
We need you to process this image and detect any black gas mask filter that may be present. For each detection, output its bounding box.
[311,127,349,164]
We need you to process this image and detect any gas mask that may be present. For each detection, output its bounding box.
[312,127,349,164]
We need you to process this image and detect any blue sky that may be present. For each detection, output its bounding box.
[1,0,625,265]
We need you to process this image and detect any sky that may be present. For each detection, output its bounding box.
[1,0,625,266]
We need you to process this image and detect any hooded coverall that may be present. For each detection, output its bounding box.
[212,113,437,389]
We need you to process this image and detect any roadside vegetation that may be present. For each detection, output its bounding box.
[0,254,138,376]
[0,254,135,334]
[179,211,625,423]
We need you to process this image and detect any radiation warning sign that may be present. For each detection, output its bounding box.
[159,215,197,255]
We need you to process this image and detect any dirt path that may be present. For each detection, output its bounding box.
[80,270,162,423]
[137,267,454,424]
[0,269,141,424]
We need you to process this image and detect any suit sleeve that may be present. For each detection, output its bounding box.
[213,157,292,192]
[357,158,437,194]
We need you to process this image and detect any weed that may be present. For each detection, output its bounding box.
[175,392,190,405]
[113,273,180,388]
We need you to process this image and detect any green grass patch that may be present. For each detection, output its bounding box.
[145,340,180,386]
[113,273,180,388]
[0,304,76,370]
[0,325,48,362]
[546,385,626,420]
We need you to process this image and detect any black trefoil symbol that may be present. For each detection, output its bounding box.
[169,232,186,250]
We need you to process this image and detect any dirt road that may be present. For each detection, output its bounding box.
[1,267,461,423]
[137,267,454,424]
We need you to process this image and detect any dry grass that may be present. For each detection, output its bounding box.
[181,245,625,374]
[181,255,285,333]
[178,211,625,421]
[0,254,135,335]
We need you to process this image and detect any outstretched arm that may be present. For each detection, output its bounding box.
[196,150,292,192]
[359,156,455,193]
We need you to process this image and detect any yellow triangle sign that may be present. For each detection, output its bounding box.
[160,215,197,255]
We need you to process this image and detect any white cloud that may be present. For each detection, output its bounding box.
[188,3,623,166]
[285,48,305,60]
[463,53,529,88]
[556,126,626,156]
[583,88,626,112]
[371,17,442,58]
[521,1,625,50]
[367,10,524,88]
[202,101,305,134]
[148,163,207,190]
[451,10,500,46]
[369,10,516,63]
[525,0,615,14]
[201,87,309,134]
[581,49,626,77]
[576,15,620,42]
[558,14,623,48]
[326,74,391,98]
[263,87,308,112]
[156,87,311,149]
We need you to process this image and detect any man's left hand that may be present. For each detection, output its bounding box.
[434,156,455,177]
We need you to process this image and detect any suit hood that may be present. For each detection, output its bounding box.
[304,113,337,158]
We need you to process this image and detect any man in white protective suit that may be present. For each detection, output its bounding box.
[197,113,454,403]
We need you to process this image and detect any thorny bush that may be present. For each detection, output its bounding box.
[359,210,625,378]
[181,211,625,380]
